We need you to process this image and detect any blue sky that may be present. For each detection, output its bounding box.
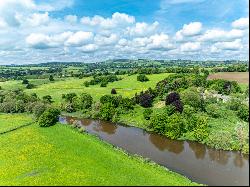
[0,0,249,64]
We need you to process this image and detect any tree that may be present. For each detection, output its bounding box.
[78,93,93,109]
[62,93,77,103]
[22,79,29,84]
[166,92,180,105]
[137,74,149,82]
[111,88,117,94]
[26,83,35,89]
[143,108,153,120]
[139,92,153,108]
[42,95,53,104]
[49,75,54,81]
[181,88,202,109]
[38,108,60,127]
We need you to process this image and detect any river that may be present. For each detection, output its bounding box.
[59,116,249,186]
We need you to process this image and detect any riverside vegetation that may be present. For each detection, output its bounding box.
[0,60,249,185]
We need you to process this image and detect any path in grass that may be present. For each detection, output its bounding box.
[24,73,171,105]
[0,117,198,185]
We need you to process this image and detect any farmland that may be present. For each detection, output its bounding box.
[0,113,198,186]
[207,72,249,84]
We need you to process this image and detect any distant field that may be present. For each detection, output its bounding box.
[23,73,171,105]
[0,113,197,186]
[207,72,249,84]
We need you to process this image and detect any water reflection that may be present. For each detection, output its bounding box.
[208,149,230,165]
[92,120,117,134]
[188,141,206,159]
[234,153,245,168]
[149,134,184,154]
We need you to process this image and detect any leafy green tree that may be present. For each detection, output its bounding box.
[99,103,116,121]
[137,74,149,82]
[78,93,93,109]
[181,88,202,109]
[237,105,249,122]
[22,79,29,84]
[49,75,54,81]
[42,95,53,104]
[38,108,60,127]
[143,108,153,120]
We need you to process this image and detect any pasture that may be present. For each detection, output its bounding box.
[0,113,197,186]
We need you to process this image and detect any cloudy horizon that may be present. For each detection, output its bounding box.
[0,0,249,65]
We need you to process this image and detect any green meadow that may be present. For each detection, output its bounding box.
[0,113,198,186]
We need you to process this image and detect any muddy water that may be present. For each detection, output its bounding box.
[59,116,249,186]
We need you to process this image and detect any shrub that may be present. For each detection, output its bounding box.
[62,93,77,103]
[206,104,221,118]
[100,81,108,87]
[111,88,117,94]
[139,93,153,108]
[49,75,54,81]
[183,105,195,117]
[226,98,242,111]
[164,113,185,139]
[192,115,209,142]
[26,83,35,89]
[42,95,53,104]
[165,92,180,105]
[22,79,29,84]
[38,108,60,127]
[181,89,202,109]
[149,111,168,134]
[99,103,116,121]
[33,102,47,119]
[78,93,93,109]
[237,105,249,122]
[171,100,183,113]
[143,108,153,120]
[137,74,149,82]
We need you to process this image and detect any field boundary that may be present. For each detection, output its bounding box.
[0,122,34,135]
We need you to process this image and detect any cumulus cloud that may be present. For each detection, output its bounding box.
[147,33,174,50]
[232,17,249,29]
[180,42,201,52]
[175,22,202,41]
[212,39,243,51]
[64,15,77,24]
[94,34,119,46]
[26,12,50,27]
[126,21,159,37]
[79,44,99,53]
[65,31,94,47]
[81,12,135,29]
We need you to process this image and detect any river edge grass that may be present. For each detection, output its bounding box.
[0,114,201,186]
[61,111,249,155]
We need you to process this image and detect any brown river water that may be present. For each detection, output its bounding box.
[59,116,249,186]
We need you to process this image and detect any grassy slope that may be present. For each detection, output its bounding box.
[0,113,33,133]
[22,73,171,105]
[0,119,198,186]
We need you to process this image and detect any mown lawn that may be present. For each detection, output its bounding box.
[0,113,33,133]
[0,115,199,186]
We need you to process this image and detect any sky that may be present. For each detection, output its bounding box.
[0,0,249,64]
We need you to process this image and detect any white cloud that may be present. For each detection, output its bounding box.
[175,22,202,41]
[80,12,135,29]
[64,15,77,24]
[213,39,243,51]
[126,21,159,37]
[94,34,119,46]
[232,17,249,29]
[65,31,94,46]
[26,12,50,27]
[199,29,245,42]
[180,42,201,52]
[147,33,174,50]
[79,44,99,53]
[26,33,52,49]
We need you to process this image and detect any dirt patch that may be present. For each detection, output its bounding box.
[207,72,249,84]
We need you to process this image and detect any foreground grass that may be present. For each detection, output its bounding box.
[0,118,198,186]
[0,113,33,133]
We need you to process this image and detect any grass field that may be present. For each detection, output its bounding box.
[0,113,33,133]
[22,73,171,105]
[207,72,249,84]
[0,114,198,186]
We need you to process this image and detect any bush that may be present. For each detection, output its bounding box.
[26,83,35,89]
[149,111,168,134]
[111,88,117,94]
[237,105,249,122]
[137,74,149,82]
[171,100,183,113]
[78,93,93,109]
[139,93,153,108]
[165,92,180,105]
[143,108,153,120]
[22,79,29,84]
[42,95,53,104]
[100,81,108,87]
[181,88,202,109]
[99,103,116,121]
[226,98,242,111]
[38,108,60,127]
[183,105,195,117]
[206,104,221,118]
[164,113,185,139]
[33,102,47,119]
[49,75,54,81]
